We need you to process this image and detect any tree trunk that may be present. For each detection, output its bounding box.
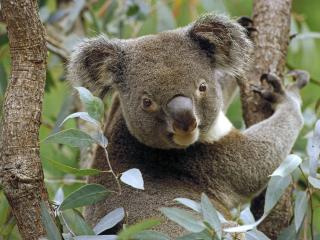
[0,1,51,239]
[237,0,293,238]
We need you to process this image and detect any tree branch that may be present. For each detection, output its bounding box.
[0,1,51,239]
[237,0,293,238]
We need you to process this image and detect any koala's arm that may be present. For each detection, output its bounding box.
[237,72,308,186]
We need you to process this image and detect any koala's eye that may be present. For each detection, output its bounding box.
[141,96,158,112]
[143,98,152,108]
[199,82,207,92]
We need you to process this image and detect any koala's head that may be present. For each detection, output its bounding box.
[68,14,252,149]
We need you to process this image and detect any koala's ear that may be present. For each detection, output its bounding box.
[188,14,253,76]
[68,35,122,97]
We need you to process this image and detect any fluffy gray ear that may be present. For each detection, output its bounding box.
[188,14,253,76]
[67,35,121,97]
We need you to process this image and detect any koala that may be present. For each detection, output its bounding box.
[68,14,307,238]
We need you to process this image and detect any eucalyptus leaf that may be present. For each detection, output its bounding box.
[117,219,162,240]
[308,176,320,189]
[75,87,104,122]
[54,187,64,205]
[264,175,291,213]
[60,209,95,236]
[277,222,296,240]
[73,236,117,240]
[200,193,221,239]
[91,131,108,148]
[294,191,308,231]
[294,32,320,41]
[177,230,212,240]
[223,216,265,233]
[245,230,270,240]
[93,208,125,234]
[240,206,255,225]
[59,184,110,210]
[307,120,320,177]
[132,230,170,240]
[270,154,302,177]
[40,201,63,240]
[47,158,102,177]
[174,198,201,213]
[43,129,95,148]
[161,207,205,233]
[120,168,144,190]
[60,112,101,128]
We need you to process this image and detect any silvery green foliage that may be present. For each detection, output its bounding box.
[159,119,320,239]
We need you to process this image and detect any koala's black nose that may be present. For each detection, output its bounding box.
[167,96,197,134]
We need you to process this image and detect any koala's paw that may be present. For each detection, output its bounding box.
[251,73,285,103]
[237,16,256,38]
[252,71,309,106]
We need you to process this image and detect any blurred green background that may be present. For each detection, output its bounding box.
[0,0,319,239]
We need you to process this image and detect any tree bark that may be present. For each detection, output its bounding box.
[0,1,51,239]
[237,0,293,238]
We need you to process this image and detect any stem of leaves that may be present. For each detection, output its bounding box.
[103,147,122,194]
[299,166,314,240]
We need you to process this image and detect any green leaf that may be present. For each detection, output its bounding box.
[132,230,170,240]
[240,206,255,225]
[264,175,291,213]
[60,112,101,128]
[270,154,302,177]
[73,236,117,240]
[245,230,270,240]
[223,217,265,233]
[200,193,221,239]
[60,209,94,236]
[91,131,108,148]
[59,184,110,210]
[308,176,320,189]
[177,230,212,240]
[47,158,102,177]
[93,208,125,234]
[75,87,104,122]
[40,201,63,240]
[54,187,64,204]
[307,120,320,177]
[120,168,144,190]
[294,32,320,40]
[277,223,296,240]
[43,129,95,148]
[174,198,201,213]
[117,219,162,240]
[160,207,205,233]
[0,63,7,95]
[294,191,308,231]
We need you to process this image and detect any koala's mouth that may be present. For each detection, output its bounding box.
[170,128,200,148]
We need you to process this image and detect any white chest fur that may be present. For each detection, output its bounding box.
[200,110,234,143]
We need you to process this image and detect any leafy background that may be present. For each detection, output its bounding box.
[0,0,319,239]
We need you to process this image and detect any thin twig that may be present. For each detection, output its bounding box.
[309,188,315,240]
[103,147,122,194]
[298,166,314,240]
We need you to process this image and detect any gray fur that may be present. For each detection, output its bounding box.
[67,13,305,238]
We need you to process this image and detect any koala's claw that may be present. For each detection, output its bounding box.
[287,70,309,89]
[260,73,284,94]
